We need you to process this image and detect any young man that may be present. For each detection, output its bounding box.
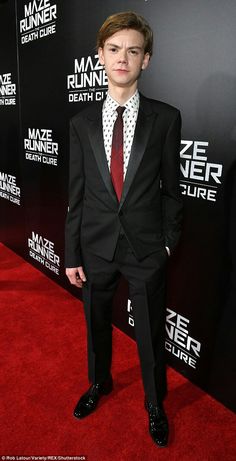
[65,11,182,448]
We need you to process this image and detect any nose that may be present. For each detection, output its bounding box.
[118,49,128,63]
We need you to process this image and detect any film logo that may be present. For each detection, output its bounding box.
[28,231,60,275]
[67,55,108,103]
[180,140,223,202]
[19,0,57,44]
[165,308,201,369]
[0,73,16,106]
[127,299,134,327]
[127,303,201,370]
[24,128,59,166]
[0,172,21,205]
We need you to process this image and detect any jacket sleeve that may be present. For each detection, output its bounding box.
[161,110,183,253]
[64,118,85,267]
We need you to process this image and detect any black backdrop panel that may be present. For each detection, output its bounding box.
[0,0,236,412]
[0,0,25,253]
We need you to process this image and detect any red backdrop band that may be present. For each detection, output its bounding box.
[0,0,235,413]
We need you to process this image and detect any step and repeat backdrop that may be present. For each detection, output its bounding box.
[1,0,235,412]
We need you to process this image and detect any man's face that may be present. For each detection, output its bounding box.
[98,28,150,90]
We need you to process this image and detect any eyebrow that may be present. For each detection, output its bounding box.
[106,43,143,50]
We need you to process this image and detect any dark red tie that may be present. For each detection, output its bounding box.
[110,106,125,201]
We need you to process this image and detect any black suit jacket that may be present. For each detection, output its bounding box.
[65,93,183,267]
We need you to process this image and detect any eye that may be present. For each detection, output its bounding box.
[129,49,139,55]
[109,47,118,53]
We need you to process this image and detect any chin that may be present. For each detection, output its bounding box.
[114,77,134,84]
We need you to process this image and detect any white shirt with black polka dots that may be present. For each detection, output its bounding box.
[102,90,140,179]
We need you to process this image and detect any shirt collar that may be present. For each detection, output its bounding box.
[103,90,140,114]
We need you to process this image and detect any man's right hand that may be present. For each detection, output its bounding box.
[65,266,87,288]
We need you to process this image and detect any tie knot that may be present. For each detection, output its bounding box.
[116,106,125,116]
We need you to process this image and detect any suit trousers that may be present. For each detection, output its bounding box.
[81,234,168,405]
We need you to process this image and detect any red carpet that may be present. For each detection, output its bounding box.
[0,243,235,460]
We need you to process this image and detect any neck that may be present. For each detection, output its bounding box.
[108,84,138,105]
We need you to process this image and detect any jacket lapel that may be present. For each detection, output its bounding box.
[86,95,157,208]
[86,103,118,204]
[119,96,157,210]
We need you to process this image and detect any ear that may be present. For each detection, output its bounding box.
[141,53,150,70]
[98,47,105,65]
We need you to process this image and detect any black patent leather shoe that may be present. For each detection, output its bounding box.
[73,375,113,419]
[144,399,169,447]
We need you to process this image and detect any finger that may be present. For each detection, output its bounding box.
[75,279,83,288]
[75,272,84,286]
[65,268,85,287]
[70,277,83,288]
[78,267,87,282]
[66,273,82,288]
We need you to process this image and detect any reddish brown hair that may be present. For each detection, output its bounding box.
[97,11,153,56]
